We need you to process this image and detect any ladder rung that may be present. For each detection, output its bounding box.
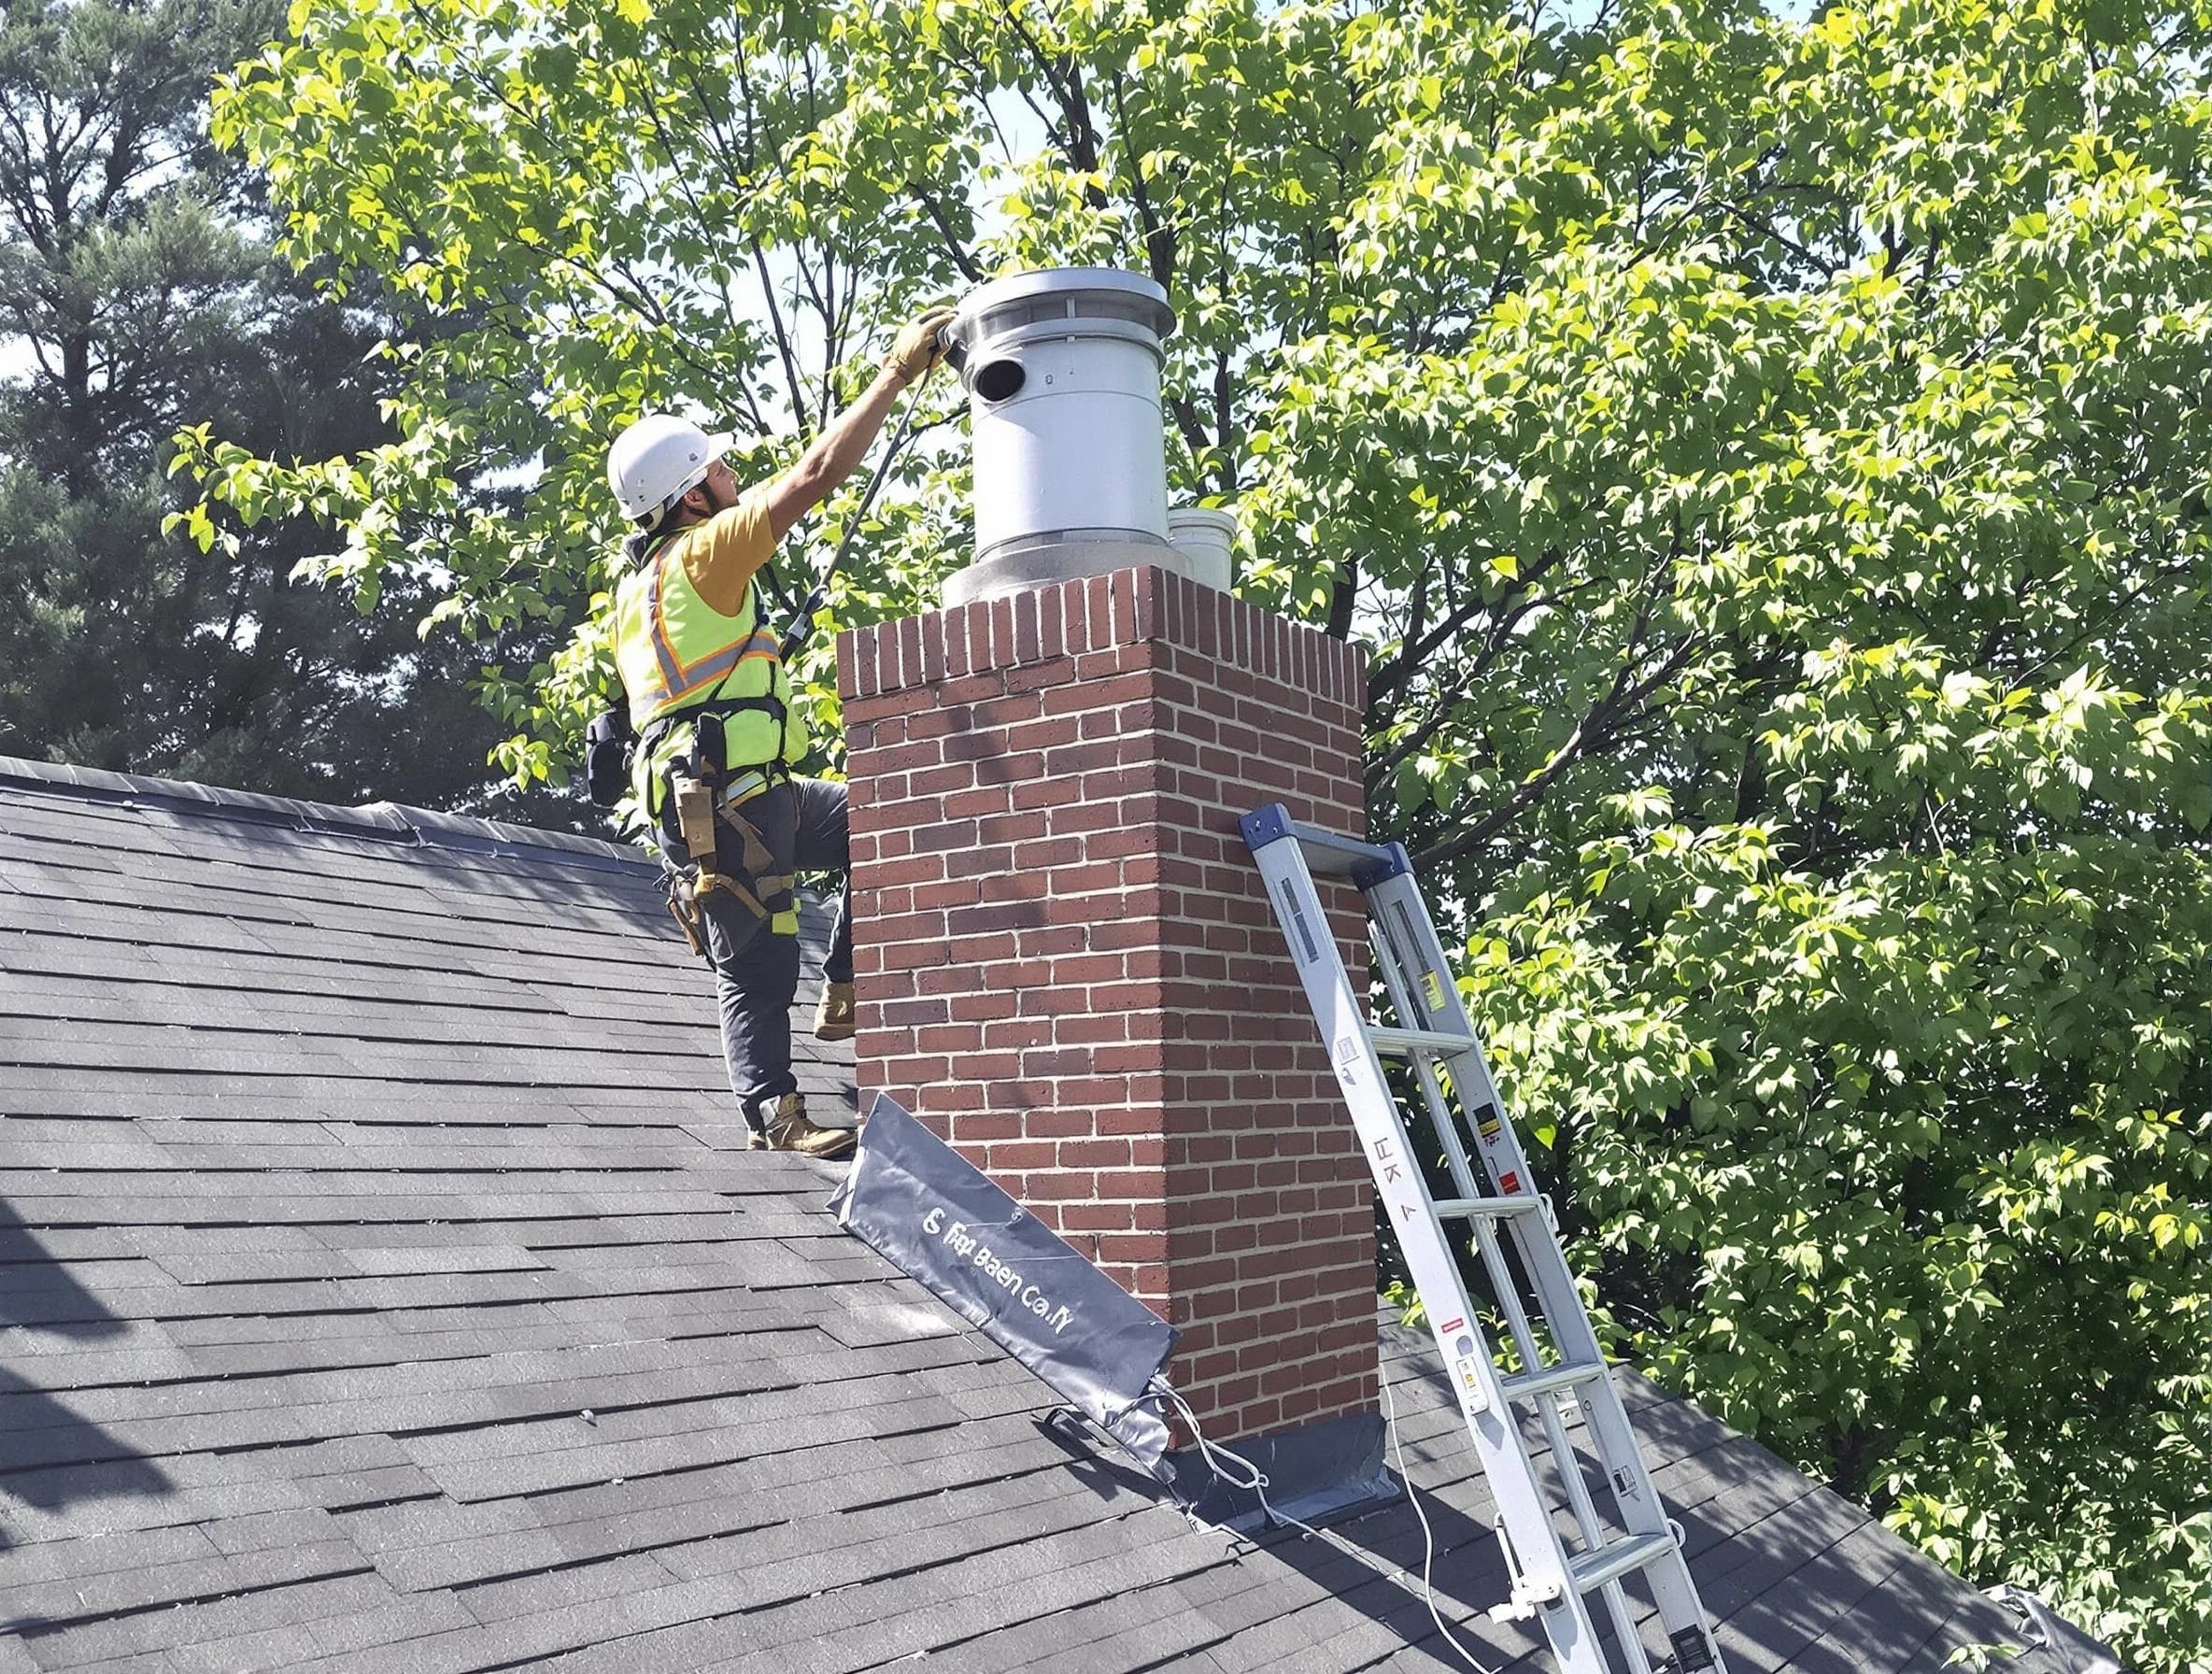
[1370,1026,1477,1057]
[1496,1359,1609,1404]
[1430,1194,1546,1221]
[1567,1531,1679,1594]
[1239,803,1412,883]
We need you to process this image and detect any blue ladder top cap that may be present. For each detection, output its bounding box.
[1240,803,1297,852]
[1240,802,1413,885]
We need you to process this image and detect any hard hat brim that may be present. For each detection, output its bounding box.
[672,431,736,500]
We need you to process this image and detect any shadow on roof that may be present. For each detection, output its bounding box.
[1219,1340,1904,1673]
[0,1200,176,1561]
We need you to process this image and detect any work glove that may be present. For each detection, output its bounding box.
[885,305,957,383]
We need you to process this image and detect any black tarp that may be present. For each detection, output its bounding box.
[829,1094,1177,1476]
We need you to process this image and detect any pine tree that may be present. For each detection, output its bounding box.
[0,0,575,819]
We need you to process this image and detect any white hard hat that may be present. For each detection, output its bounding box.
[606,414,732,523]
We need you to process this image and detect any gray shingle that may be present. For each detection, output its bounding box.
[2,1539,365,1633]
[0,764,2079,1674]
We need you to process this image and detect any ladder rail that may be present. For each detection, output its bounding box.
[1469,1214,1655,1671]
[1368,920,1485,1202]
[1247,835,1614,1667]
[1368,875,1656,1440]
[1367,872,1547,1216]
[1374,881,1624,1461]
[1242,805,1727,1674]
[1363,864,1724,1667]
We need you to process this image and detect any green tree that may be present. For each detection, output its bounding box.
[191,0,2212,1660]
[1304,7,2212,1658]
[0,0,568,814]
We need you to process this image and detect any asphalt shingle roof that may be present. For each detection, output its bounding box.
[0,757,2088,1672]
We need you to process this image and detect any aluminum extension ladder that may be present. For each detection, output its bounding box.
[1241,803,1725,1674]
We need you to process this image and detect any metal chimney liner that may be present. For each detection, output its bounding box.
[942,268,1184,607]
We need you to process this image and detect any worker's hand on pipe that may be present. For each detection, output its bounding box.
[885,306,957,383]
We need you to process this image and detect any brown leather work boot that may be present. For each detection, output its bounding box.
[759,1092,856,1160]
[813,980,856,1043]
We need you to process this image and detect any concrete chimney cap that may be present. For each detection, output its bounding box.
[947,267,1178,361]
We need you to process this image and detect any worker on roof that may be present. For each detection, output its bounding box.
[605,305,956,1161]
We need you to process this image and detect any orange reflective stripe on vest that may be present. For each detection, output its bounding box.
[642,549,781,708]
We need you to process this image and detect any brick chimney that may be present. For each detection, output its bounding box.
[837,564,1378,1468]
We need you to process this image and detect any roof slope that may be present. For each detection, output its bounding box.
[0,759,2077,1673]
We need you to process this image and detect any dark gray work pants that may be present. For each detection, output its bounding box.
[687,776,852,1128]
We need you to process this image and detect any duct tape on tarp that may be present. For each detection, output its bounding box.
[830,1093,1178,1477]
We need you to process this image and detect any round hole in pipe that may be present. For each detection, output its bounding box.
[971,358,1028,403]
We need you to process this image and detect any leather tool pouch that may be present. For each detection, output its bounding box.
[660,865,707,960]
[672,773,719,867]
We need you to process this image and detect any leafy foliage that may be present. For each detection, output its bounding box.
[197,0,2212,1659]
[0,0,562,812]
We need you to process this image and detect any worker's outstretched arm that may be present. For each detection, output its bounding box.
[759,306,955,543]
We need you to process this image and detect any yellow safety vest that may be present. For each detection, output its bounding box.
[612,531,804,809]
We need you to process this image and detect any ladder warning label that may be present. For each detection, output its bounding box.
[1274,880,1321,964]
[1420,970,1445,1011]
[1473,1103,1502,1140]
[1454,1356,1490,1412]
[1333,1036,1363,1085]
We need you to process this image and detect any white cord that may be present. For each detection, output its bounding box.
[1151,1378,1272,1497]
[1152,1376,1500,1674]
[1381,1367,1501,1673]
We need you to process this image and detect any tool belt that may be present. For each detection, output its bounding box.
[652,701,798,959]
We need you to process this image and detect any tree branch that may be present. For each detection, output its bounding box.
[908,181,984,282]
[1411,633,1701,872]
[1366,590,1548,791]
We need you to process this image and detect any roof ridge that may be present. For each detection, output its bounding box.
[0,754,648,872]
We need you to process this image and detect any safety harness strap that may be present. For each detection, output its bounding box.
[663,755,800,947]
